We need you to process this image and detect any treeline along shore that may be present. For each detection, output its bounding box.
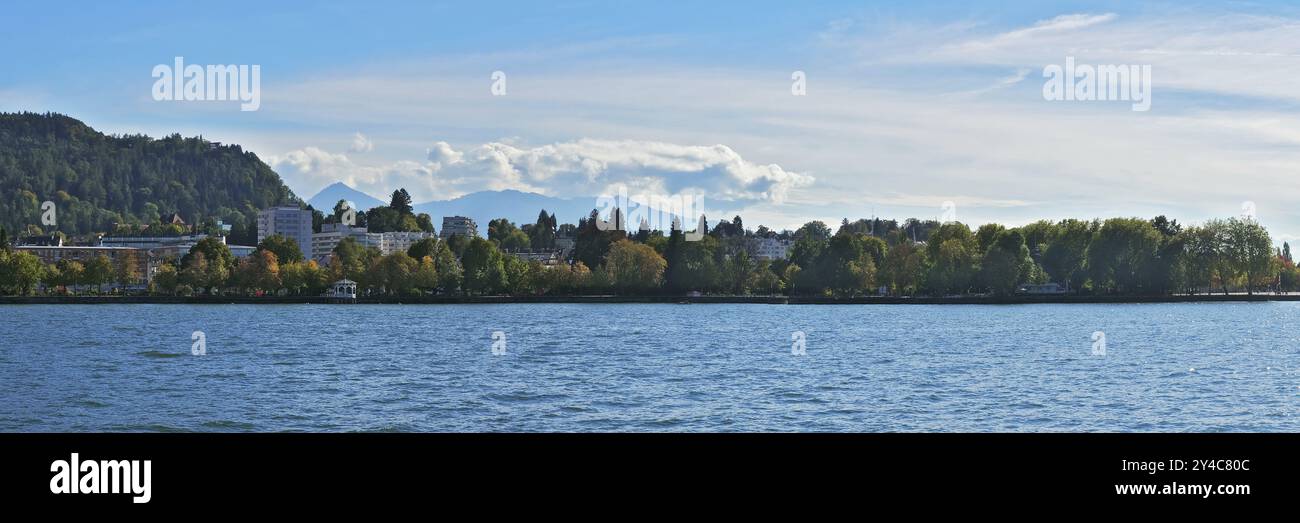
[4,294,1300,305]
[3,114,1298,303]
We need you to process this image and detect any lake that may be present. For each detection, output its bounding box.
[1,303,1297,432]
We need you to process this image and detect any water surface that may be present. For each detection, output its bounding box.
[1,303,1297,431]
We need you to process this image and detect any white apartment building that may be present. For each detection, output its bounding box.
[312,223,381,262]
[381,231,436,256]
[257,206,314,260]
[311,224,434,261]
[750,237,793,260]
[439,216,477,240]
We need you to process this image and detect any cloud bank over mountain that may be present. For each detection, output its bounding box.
[272,138,813,205]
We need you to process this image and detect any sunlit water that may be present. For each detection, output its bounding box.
[2,303,1298,432]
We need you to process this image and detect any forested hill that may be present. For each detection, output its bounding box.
[0,112,299,238]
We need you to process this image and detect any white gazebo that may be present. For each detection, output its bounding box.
[327,279,358,299]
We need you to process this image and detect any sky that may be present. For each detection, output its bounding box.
[3,0,1300,240]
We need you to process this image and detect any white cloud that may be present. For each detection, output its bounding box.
[270,139,813,205]
[987,13,1118,44]
[349,132,374,153]
[238,8,1300,235]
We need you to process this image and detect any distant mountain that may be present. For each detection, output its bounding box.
[412,189,600,233]
[0,112,298,237]
[318,183,732,236]
[307,182,386,212]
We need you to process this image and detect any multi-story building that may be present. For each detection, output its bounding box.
[749,237,793,261]
[509,250,564,268]
[101,233,255,262]
[16,235,63,247]
[439,216,477,240]
[15,245,150,286]
[311,223,381,262]
[257,206,314,261]
[380,231,437,256]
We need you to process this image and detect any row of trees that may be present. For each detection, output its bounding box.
[0,212,1292,298]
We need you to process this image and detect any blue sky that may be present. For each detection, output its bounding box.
[4,1,1300,240]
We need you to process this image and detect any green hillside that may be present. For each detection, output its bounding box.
[0,112,298,240]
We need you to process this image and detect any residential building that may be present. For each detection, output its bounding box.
[257,206,313,260]
[17,235,63,247]
[749,237,793,260]
[99,233,211,250]
[311,223,381,262]
[380,231,437,256]
[15,245,150,286]
[509,250,564,267]
[439,216,477,240]
[100,233,255,261]
[228,245,257,258]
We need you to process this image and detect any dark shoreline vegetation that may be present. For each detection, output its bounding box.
[1,211,1294,301]
[2,112,1297,301]
[5,294,1300,305]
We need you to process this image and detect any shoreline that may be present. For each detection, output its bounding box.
[2,294,1298,305]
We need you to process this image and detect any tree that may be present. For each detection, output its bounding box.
[279,260,327,296]
[975,223,1006,254]
[501,229,530,252]
[487,218,520,244]
[980,230,1033,296]
[816,232,879,296]
[183,237,235,284]
[1086,218,1161,294]
[84,254,114,294]
[604,240,667,293]
[529,210,557,250]
[1041,219,1092,292]
[389,189,414,215]
[881,241,927,295]
[749,261,784,295]
[782,264,803,295]
[432,240,463,293]
[925,222,976,295]
[235,250,281,293]
[461,237,506,295]
[258,234,304,264]
[574,209,625,269]
[1226,217,1274,294]
[370,253,418,296]
[180,252,210,292]
[151,264,180,295]
[114,250,142,291]
[0,251,43,295]
[502,255,533,295]
[56,259,86,294]
[406,238,439,261]
[929,238,976,295]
